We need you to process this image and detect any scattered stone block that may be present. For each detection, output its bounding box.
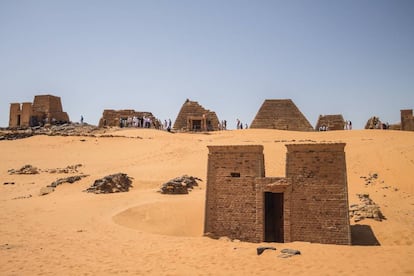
[49,175,88,188]
[8,165,39,175]
[44,164,83,174]
[159,175,202,194]
[84,173,133,194]
[349,194,384,222]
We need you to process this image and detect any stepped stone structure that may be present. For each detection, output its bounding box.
[315,114,345,131]
[98,109,157,128]
[401,109,414,131]
[204,143,351,245]
[173,99,220,131]
[9,95,69,128]
[250,99,313,131]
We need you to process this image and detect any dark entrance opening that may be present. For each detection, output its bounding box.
[192,120,202,130]
[264,192,284,242]
[17,115,21,126]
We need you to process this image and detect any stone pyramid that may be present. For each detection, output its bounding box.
[315,114,345,130]
[250,99,313,131]
[173,99,220,131]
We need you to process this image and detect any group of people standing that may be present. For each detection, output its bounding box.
[344,120,352,130]
[114,116,254,131]
[218,120,227,130]
[236,119,248,129]
[119,116,153,128]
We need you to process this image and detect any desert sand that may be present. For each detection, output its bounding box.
[1,128,413,275]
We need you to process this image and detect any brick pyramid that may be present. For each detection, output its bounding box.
[250,99,313,131]
[173,99,220,131]
[315,114,345,130]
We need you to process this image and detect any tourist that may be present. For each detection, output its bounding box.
[80,115,84,124]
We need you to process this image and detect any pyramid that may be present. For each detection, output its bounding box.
[250,99,313,131]
[315,114,345,130]
[173,99,220,131]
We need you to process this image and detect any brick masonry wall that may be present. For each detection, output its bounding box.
[315,114,345,130]
[401,109,414,131]
[173,100,220,131]
[286,143,351,245]
[33,95,69,122]
[9,102,33,127]
[9,103,21,127]
[205,145,265,241]
[9,95,69,127]
[250,99,314,131]
[98,109,156,127]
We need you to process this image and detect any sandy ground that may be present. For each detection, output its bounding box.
[0,128,413,275]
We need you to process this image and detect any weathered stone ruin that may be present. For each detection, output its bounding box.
[250,99,314,131]
[0,131,33,140]
[8,164,83,175]
[0,123,103,140]
[9,94,69,128]
[315,114,345,131]
[8,164,39,175]
[84,173,133,194]
[204,143,351,245]
[401,109,414,131]
[44,164,83,174]
[39,175,88,196]
[98,109,158,128]
[173,99,220,131]
[160,175,202,194]
[349,194,384,222]
[365,116,382,129]
[49,175,88,188]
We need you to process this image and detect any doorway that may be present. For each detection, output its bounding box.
[192,120,202,130]
[264,192,284,242]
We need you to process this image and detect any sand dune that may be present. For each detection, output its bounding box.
[1,128,413,275]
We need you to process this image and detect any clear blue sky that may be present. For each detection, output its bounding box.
[1,0,413,129]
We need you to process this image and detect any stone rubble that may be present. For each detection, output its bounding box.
[44,164,83,174]
[8,164,84,175]
[278,248,301,258]
[0,123,103,140]
[84,173,133,194]
[365,116,381,129]
[349,194,384,222]
[49,175,88,188]
[39,175,88,196]
[360,173,379,185]
[8,165,39,175]
[159,175,202,194]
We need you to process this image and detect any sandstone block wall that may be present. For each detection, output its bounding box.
[401,109,414,131]
[98,109,156,127]
[204,143,351,245]
[250,99,314,131]
[173,99,220,131]
[33,95,69,123]
[315,114,345,130]
[286,143,351,245]
[204,145,264,241]
[9,95,69,127]
[9,103,32,127]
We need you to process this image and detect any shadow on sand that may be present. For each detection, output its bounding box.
[351,224,381,246]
